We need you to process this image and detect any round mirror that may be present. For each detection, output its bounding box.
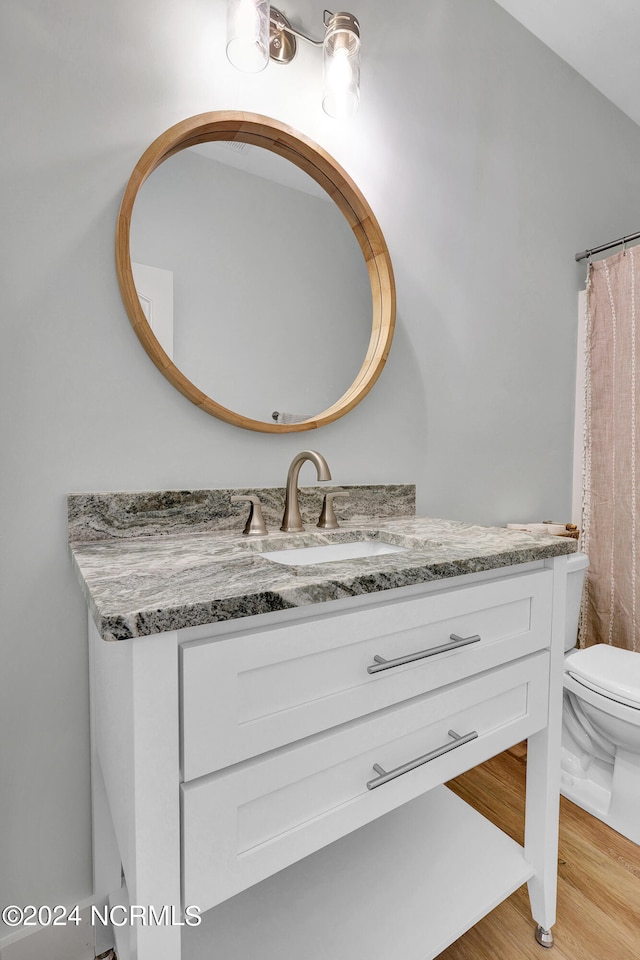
[116,112,395,432]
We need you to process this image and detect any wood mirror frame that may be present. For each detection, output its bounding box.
[115,111,395,433]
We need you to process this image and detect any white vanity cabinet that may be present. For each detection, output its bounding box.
[89,558,568,960]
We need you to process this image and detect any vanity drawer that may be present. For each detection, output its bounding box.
[182,651,549,912]
[181,569,552,780]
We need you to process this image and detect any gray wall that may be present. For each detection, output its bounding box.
[3,0,640,934]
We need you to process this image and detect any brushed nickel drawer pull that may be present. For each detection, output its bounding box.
[366,729,478,790]
[367,633,482,674]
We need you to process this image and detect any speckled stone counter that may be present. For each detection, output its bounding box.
[68,486,576,642]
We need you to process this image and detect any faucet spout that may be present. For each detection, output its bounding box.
[280,450,332,532]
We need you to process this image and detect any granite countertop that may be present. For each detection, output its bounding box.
[68,486,577,642]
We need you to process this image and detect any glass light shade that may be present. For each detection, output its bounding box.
[322,13,360,119]
[226,0,270,73]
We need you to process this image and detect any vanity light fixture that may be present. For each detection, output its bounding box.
[226,2,361,119]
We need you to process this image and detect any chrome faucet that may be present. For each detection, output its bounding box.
[280,450,332,532]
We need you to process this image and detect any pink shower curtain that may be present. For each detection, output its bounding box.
[582,248,639,652]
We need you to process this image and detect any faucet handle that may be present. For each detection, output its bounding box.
[231,495,269,537]
[317,491,349,530]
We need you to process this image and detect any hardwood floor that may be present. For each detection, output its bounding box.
[439,746,640,960]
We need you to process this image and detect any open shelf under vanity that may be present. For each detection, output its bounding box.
[183,784,534,960]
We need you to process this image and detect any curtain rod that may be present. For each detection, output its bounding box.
[575,229,640,262]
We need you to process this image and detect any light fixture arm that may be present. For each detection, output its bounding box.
[269,7,328,63]
[270,8,331,47]
[280,24,322,46]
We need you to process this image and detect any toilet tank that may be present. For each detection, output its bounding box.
[565,552,589,652]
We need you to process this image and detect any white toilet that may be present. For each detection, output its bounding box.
[561,552,640,844]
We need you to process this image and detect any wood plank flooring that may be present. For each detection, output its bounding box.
[439,746,640,960]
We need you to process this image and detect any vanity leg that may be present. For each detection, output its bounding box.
[129,633,182,960]
[90,622,182,960]
[90,613,122,958]
[525,725,561,939]
[535,925,554,948]
[524,558,568,945]
[90,757,122,957]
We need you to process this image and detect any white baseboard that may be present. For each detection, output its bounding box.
[0,903,98,960]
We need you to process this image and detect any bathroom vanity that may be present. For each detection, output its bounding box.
[69,487,575,960]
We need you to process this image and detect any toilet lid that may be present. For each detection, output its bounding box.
[565,644,640,709]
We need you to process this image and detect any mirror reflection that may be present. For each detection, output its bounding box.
[129,143,373,424]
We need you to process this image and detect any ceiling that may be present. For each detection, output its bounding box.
[493,0,640,129]
[191,141,328,201]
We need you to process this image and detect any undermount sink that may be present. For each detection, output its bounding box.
[261,539,407,567]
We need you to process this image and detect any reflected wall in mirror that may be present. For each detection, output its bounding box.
[130,144,372,423]
[116,113,395,433]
